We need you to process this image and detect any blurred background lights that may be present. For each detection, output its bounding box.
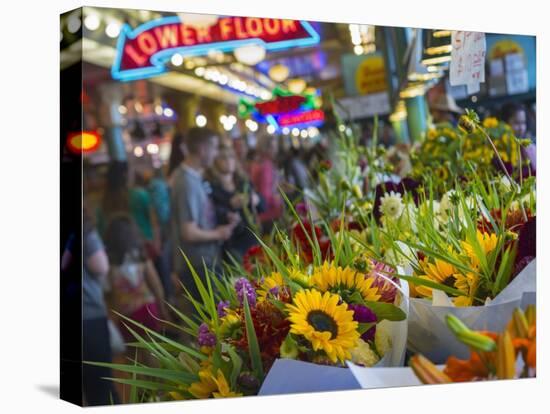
[171,53,184,66]
[67,14,81,33]
[84,13,100,31]
[146,143,159,154]
[196,114,207,127]
[105,21,121,38]
[134,146,144,157]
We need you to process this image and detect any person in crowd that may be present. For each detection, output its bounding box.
[249,134,283,233]
[501,102,536,172]
[429,93,463,126]
[207,145,264,262]
[103,214,169,344]
[99,162,130,236]
[130,171,160,258]
[283,146,310,197]
[148,167,174,303]
[170,127,240,299]
[168,132,185,181]
[380,121,397,148]
[82,206,120,406]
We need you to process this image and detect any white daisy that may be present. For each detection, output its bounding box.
[379,191,405,220]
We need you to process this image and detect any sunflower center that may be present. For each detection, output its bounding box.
[443,275,457,287]
[307,310,339,339]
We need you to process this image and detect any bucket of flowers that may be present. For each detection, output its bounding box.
[373,111,536,363]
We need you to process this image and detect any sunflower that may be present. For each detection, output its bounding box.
[415,257,460,298]
[453,272,480,306]
[289,268,312,288]
[483,117,499,129]
[211,369,242,398]
[188,368,242,399]
[188,369,217,399]
[286,289,359,363]
[312,262,381,302]
[461,230,498,268]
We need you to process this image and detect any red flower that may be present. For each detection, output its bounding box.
[243,245,267,274]
[231,301,290,372]
[319,159,332,171]
[329,218,364,232]
[291,221,333,264]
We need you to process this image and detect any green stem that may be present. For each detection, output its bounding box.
[477,126,528,222]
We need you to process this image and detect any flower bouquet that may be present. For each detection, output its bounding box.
[86,196,409,402]
[372,112,536,362]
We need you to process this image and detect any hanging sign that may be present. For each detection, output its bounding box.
[355,54,388,95]
[239,87,324,130]
[449,31,486,94]
[112,16,320,81]
[278,109,325,127]
[255,95,305,115]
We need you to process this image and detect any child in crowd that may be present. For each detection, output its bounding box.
[103,214,169,342]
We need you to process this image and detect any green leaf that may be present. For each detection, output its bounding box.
[243,295,264,380]
[129,350,138,404]
[396,274,470,298]
[87,362,198,384]
[363,300,406,322]
[358,322,375,335]
[165,301,199,332]
[102,377,181,392]
[226,345,243,389]
[493,244,517,296]
[115,311,207,361]
[121,322,181,370]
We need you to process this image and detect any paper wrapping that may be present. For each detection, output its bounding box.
[259,275,410,395]
[407,259,536,363]
[258,358,429,395]
[375,270,410,367]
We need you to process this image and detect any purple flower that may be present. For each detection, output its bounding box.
[348,303,377,342]
[198,323,216,347]
[514,216,536,278]
[269,286,280,296]
[296,202,309,217]
[235,277,257,307]
[217,300,230,318]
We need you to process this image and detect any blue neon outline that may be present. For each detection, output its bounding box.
[111,17,321,81]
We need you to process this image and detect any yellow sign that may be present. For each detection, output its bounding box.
[489,39,524,60]
[355,54,387,95]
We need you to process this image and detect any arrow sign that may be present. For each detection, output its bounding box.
[112,16,320,81]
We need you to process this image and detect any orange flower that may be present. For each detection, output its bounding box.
[444,352,489,382]
[526,340,536,369]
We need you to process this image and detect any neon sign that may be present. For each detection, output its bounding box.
[278,109,325,127]
[255,95,305,116]
[239,87,324,130]
[112,16,320,81]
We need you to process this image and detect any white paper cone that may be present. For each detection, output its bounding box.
[407,259,535,363]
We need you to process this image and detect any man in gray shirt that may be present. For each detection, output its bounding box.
[171,127,238,297]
